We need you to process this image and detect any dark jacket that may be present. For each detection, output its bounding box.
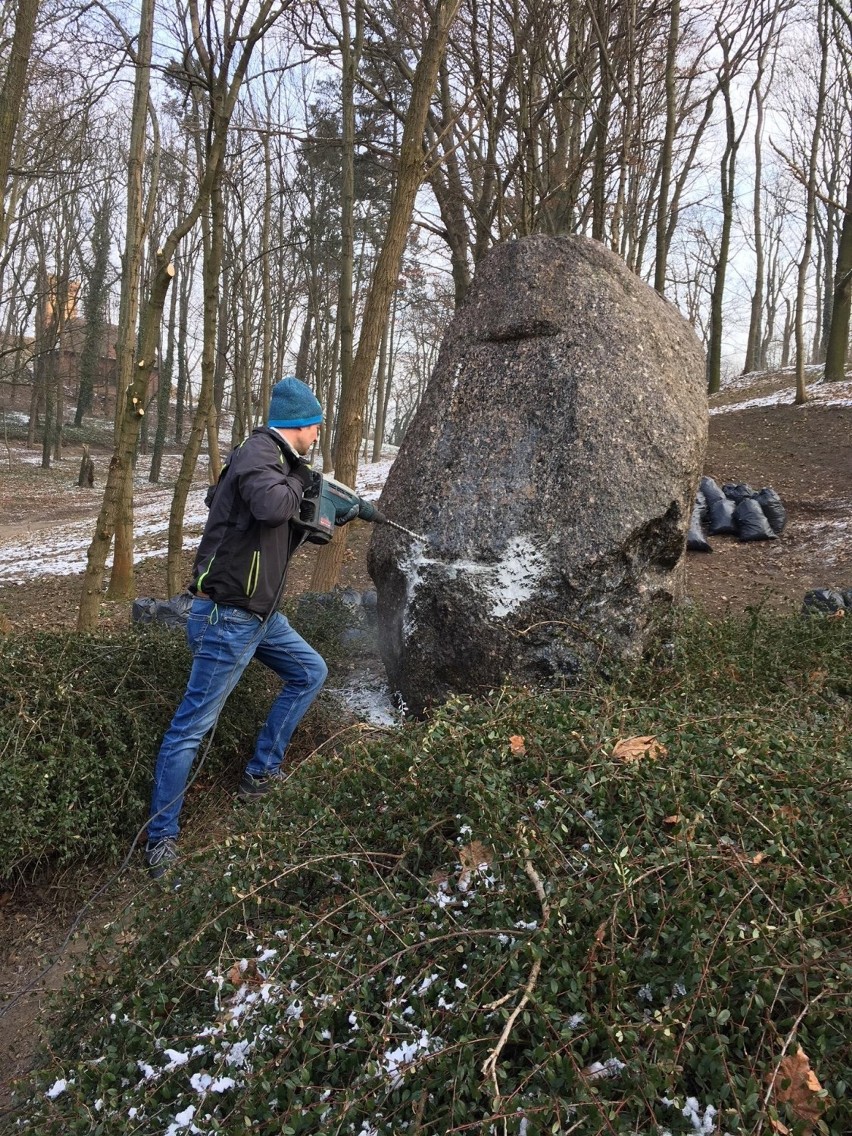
[189,427,307,617]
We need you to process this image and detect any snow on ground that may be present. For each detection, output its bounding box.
[711,375,852,414]
[0,449,400,585]
[354,455,396,501]
[0,480,209,583]
[719,362,825,394]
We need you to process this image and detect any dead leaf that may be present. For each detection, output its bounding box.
[458,841,493,891]
[227,959,261,988]
[808,669,827,688]
[612,735,668,764]
[768,1046,827,1134]
[769,1120,790,1135]
[594,921,607,945]
[777,804,800,821]
[828,608,845,620]
[662,814,682,826]
[752,851,768,865]
[509,735,526,755]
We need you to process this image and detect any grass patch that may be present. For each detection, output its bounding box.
[15,611,852,1134]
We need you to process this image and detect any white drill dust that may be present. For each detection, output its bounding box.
[401,535,547,637]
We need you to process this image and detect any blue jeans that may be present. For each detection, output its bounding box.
[147,600,328,843]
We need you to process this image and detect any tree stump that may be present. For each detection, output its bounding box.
[78,445,95,488]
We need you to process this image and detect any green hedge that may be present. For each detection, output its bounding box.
[0,593,359,882]
[17,611,852,1134]
[0,628,276,881]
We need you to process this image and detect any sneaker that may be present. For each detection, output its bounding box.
[237,769,287,802]
[145,836,178,879]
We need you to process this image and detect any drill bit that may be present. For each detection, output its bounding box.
[383,518,428,542]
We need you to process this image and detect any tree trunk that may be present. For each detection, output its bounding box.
[104,0,156,601]
[77,253,175,626]
[743,84,766,374]
[707,117,737,395]
[174,252,193,443]
[371,316,390,461]
[311,0,461,591]
[658,0,686,295]
[334,0,362,459]
[150,249,179,482]
[429,62,471,306]
[295,303,312,379]
[75,196,111,426]
[167,180,224,597]
[0,0,40,250]
[780,296,793,368]
[259,131,274,422]
[794,0,828,405]
[824,165,852,382]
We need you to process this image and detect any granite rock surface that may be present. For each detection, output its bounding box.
[368,235,707,715]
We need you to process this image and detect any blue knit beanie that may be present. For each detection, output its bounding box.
[267,376,323,429]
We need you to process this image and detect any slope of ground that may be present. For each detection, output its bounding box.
[0,370,850,1122]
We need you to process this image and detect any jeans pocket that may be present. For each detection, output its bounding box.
[222,605,260,626]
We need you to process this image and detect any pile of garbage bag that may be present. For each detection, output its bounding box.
[132,593,194,630]
[801,587,852,616]
[687,477,787,552]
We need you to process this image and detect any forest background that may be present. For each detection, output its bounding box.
[0,0,851,627]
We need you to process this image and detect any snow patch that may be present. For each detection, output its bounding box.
[189,1072,236,1094]
[381,1030,439,1087]
[711,376,852,415]
[164,1104,199,1135]
[0,487,208,582]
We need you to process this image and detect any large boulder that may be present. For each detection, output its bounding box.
[368,235,707,715]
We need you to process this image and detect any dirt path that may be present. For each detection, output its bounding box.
[687,399,852,613]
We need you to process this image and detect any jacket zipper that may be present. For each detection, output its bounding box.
[246,551,260,597]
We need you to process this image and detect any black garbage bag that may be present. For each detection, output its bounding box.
[802,588,846,615]
[132,593,194,630]
[699,475,725,505]
[723,482,757,502]
[707,496,737,534]
[734,497,776,541]
[842,589,852,609]
[687,498,712,552]
[756,486,787,534]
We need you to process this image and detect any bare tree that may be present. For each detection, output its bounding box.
[0,0,40,250]
[311,0,462,591]
[793,0,829,403]
[823,0,852,380]
[78,0,295,630]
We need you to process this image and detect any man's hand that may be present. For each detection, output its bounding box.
[334,501,360,526]
[290,461,314,491]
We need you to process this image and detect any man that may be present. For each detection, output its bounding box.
[145,376,353,879]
